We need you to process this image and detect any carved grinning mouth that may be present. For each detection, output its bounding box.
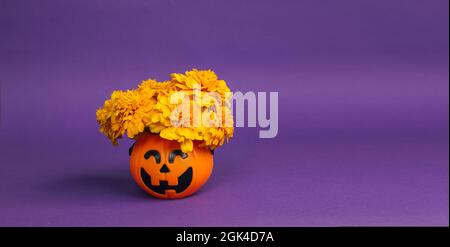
[140,167,193,194]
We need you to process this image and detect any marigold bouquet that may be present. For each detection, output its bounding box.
[96,69,234,152]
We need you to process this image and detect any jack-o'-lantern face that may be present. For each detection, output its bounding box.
[129,133,214,199]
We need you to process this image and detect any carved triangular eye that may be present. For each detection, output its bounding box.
[144,150,161,163]
[169,149,188,163]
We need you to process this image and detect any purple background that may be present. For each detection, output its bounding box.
[0,0,448,226]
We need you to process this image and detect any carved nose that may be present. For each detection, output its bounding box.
[160,164,170,173]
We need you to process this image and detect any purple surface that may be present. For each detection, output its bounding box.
[0,0,448,226]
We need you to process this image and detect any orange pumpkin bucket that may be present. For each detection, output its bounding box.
[129,133,213,199]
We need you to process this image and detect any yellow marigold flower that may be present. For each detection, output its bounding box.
[171,69,230,95]
[96,89,155,144]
